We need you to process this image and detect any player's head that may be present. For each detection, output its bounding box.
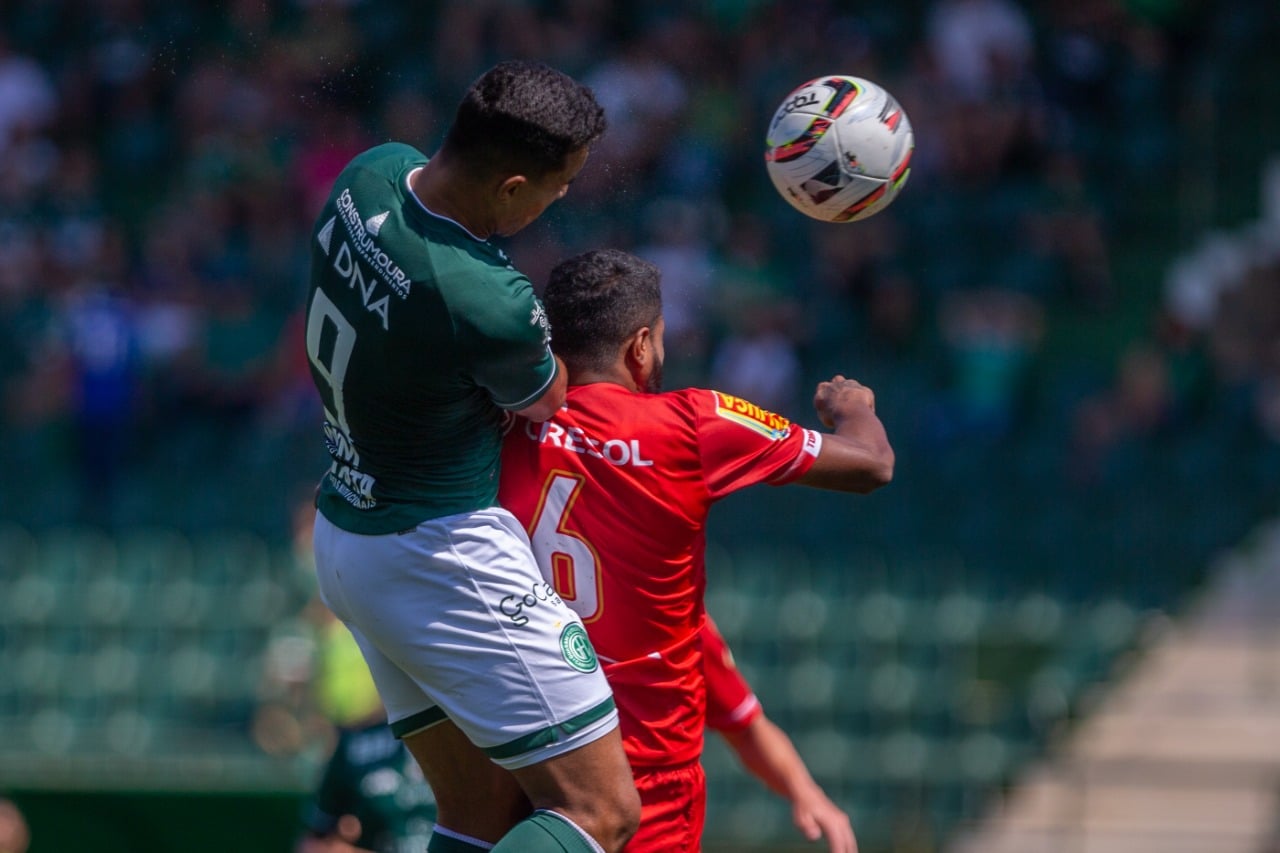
[442,60,606,179]
[439,61,606,234]
[544,249,665,393]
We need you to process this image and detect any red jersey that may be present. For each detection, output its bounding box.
[702,618,762,735]
[499,383,819,766]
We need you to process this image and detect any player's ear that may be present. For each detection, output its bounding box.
[626,326,652,385]
[496,174,527,202]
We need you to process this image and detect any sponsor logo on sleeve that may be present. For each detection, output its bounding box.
[712,391,793,440]
[802,428,821,457]
[530,301,551,345]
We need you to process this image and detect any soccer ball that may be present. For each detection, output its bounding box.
[765,75,914,223]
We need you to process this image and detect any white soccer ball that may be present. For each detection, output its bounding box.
[765,75,914,223]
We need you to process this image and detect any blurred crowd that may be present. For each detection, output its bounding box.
[0,0,1274,536]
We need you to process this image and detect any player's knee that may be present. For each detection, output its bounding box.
[551,775,639,852]
[616,782,642,845]
[612,778,642,831]
[594,775,642,851]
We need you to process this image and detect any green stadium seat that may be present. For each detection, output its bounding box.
[704,586,758,642]
[90,643,141,699]
[3,572,57,626]
[777,588,830,645]
[81,574,137,627]
[233,576,292,629]
[27,703,81,755]
[102,707,156,756]
[1080,597,1140,653]
[191,530,275,585]
[932,590,988,647]
[792,728,863,785]
[0,522,36,577]
[719,793,792,847]
[855,590,907,645]
[877,727,933,782]
[954,730,1014,785]
[783,657,838,728]
[814,545,891,597]
[868,661,920,719]
[36,526,117,583]
[155,576,217,628]
[1009,591,1067,644]
[11,642,65,700]
[166,642,220,702]
[727,544,813,590]
[117,527,196,583]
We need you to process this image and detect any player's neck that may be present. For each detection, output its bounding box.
[411,159,494,239]
[569,367,639,393]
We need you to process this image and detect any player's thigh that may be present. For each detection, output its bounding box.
[627,762,706,853]
[402,719,529,838]
[314,508,619,764]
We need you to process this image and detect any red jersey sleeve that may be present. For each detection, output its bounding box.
[703,618,762,734]
[693,390,821,498]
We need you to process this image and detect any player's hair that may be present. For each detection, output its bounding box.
[544,249,662,374]
[439,60,607,180]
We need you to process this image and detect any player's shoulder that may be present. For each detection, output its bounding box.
[696,388,796,437]
[345,142,426,177]
[429,265,545,357]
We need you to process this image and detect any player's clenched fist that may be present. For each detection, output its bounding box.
[813,375,876,428]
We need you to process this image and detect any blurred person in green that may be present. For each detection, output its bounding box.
[296,616,436,853]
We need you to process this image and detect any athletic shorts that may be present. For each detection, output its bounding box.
[626,761,706,853]
[312,507,618,770]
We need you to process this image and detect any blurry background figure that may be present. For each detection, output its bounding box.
[0,798,29,853]
[923,287,1044,446]
[634,196,719,386]
[258,497,438,853]
[708,286,804,416]
[294,615,437,853]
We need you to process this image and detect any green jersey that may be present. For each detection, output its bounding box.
[300,721,437,853]
[306,143,557,534]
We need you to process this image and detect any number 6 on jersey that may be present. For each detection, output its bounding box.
[527,472,604,623]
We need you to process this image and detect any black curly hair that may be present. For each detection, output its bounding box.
[543,249,663,374]
[440,60,607,180]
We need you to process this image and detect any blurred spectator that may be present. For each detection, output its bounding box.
[0,0,1264,548]
[171,275,285,426]
[581,29,688,192]
[0,33,56,156]
[1072,341,1175,482]
[708,295,804,415]
[58,267,142,504]
[255,497,437,853]
[708,212,806,412]
[925,287,1044,444]
[634,197,720,381]
[293,615,437,853]
[0,797,29,853]
[926,0,1035,103]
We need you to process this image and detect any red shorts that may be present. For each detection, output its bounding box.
[625,761,706,853]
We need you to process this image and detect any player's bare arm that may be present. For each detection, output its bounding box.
[515,354,569,423]
[796,375,894,493]
[721,716,857,853]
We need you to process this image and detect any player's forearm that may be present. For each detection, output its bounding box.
[725,717,824,802]
[829,402,894,481]
[801,404,894,492]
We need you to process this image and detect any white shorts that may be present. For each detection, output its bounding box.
[312,507,617,770]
